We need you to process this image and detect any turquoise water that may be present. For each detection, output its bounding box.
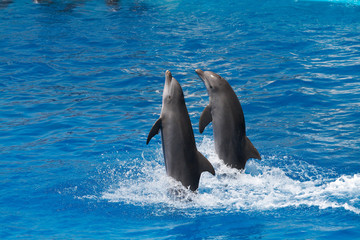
[1,0,360,239]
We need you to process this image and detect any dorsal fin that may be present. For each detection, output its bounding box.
[199,105,212,134]
[146,118,162,144]
[244,136,261,160]
[196,151,215,175]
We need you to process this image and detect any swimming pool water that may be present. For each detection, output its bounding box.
[1,0,360,239]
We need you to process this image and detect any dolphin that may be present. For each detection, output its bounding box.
[147,70,215,191]
[195,69,261,170]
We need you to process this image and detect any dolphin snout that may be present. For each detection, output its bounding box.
[195,69,205,80]
[165,70,173,86]
[195,69,206,84]
[195,69,204,76]
[165,70,172,79]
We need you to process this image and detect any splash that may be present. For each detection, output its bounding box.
[100,137,360,215]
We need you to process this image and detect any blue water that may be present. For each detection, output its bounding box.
[1,0,360,239]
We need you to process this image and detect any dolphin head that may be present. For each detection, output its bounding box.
[195,69,228,96]
[162,70,185,107]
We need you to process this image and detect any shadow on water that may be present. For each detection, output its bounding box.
[0,0,151,14]
[32,0,149,13]
[0,0,12,9]
[106,0,121,11]
[33,0,87,12]
[15,0,151,13]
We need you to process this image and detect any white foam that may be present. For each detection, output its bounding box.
[100,137,360,215]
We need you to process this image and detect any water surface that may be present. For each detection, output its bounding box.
[1,0,360,239]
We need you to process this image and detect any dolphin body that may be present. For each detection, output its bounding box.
[147,70,215,191]
[196,69,261,170]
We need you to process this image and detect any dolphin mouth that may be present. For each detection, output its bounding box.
[165,70,173,88]
[165,70,172,83]
[164,70,173,98]
[195,69,204,81]
[195,69,206,84]
[195,69,211,89]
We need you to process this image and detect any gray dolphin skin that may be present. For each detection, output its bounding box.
[147,70,215,191]
[196,69,261,170]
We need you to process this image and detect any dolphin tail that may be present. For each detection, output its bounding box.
[196,151,215,176]
[146,118,162,144]
[244,136,261,160]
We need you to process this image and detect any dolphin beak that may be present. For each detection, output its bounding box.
[165,70,172,85]
[195,69,204,82]
[195,69,210,89]
[164,70,173,96]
